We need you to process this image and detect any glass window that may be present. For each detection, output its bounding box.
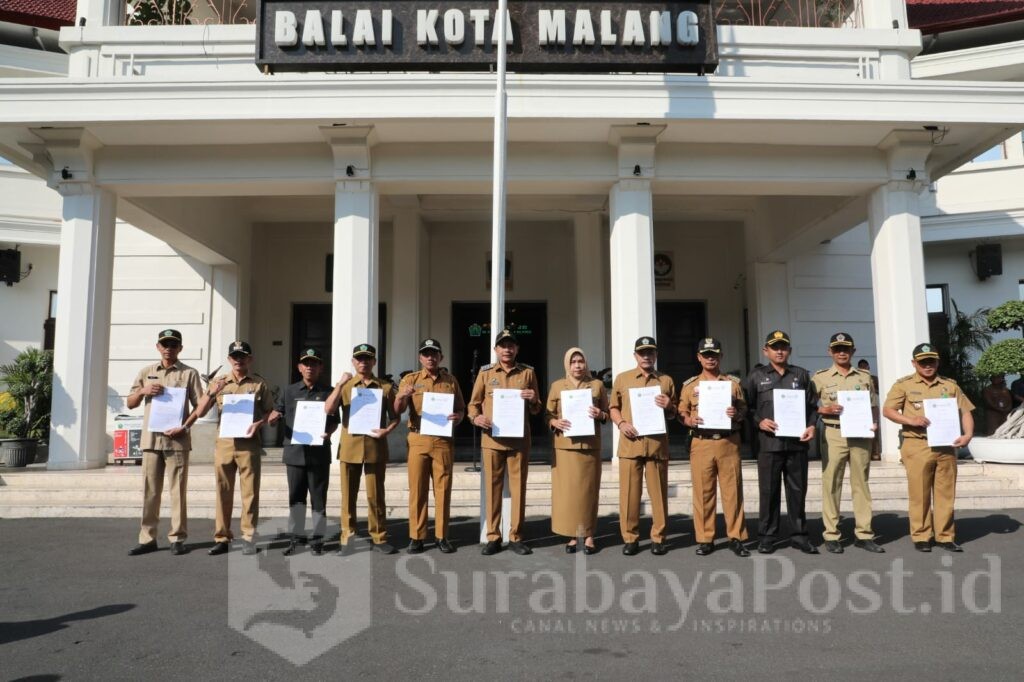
[926,285,947,314]
[971,144,1006,163]
[1019,280,1023,301]
[48,291,58,318]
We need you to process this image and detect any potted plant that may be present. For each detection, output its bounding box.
[0,348,54,467]
[970,301,1024,463]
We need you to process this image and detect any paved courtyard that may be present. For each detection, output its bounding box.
[2,510,1022,680]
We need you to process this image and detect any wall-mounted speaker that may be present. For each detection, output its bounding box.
[0,249,20,286]
[976,243,1002,281]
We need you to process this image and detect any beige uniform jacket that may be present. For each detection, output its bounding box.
[677,373,747,432]
[398,369,466,446]
[131,361,203,452]
[545,377,608,451]
[215,374,276,453]
[467,363,542,451]
[610,369,675,459]
[884,374,974,440]
[337,375,397,464]
[812,365,878,427]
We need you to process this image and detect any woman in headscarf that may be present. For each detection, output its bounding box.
[546,347,609,553]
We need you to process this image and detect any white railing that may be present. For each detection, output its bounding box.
[714,0,864,28]
[125,0,254,26]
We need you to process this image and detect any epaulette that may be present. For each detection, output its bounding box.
[727,374,741,383]
[517,363,534,370]
[480,363,495,371]
[897,374,915,383]
[813,368,829,375]
[682,376,699,387]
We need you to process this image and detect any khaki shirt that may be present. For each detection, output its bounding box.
[398,368,466,447]
[215,374,276,454]
[545,377,608,451]
[131,361,203,452]
[610,369,675,459]
[884,373,974,440]
[468,363,542,452]
[338,375,397,464]
[812,364,877,426]
[677,373,746,432]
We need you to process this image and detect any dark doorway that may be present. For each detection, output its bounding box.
[450,301,548,441]
[656,300,708,452]
[290,303,388,384]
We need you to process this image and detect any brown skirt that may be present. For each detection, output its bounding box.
[551,447,602,537]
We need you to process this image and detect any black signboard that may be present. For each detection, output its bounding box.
[256,1,718,73]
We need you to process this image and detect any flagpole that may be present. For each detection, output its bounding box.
[481,0,511,545]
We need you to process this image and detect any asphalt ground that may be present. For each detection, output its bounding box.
[2,510,1022,681]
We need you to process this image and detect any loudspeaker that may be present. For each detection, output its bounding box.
[976,243,1002,280]
[0,249,20,285]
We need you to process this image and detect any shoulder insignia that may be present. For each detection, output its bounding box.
[682,376,699,387]
[727,374,741,383]
[897,374,914,383]
[518,363,534,370]
[813,368,829,375]
[480,363,495,372]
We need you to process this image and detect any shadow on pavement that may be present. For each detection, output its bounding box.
[0,603,135,645]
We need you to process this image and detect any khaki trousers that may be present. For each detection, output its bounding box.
[484,448,529,542]
[139,449,189,544]
[901,437,958,543]
[214,448,261,543]
[341,459,389,545]
[689,436,747,543]
[407,439,454,541]
[821,427,875,541]
[619,457,669,544]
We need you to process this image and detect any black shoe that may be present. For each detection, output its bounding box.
[757,540,775,554]
[170,541,187,556]
[791,538,819,555]
[437,538,456,554]
[241,541,258,556]
[481,540,502,555]
[729,539,750,558]
[311,542,324,556]
[854,539,886,554]
[283,540,298,556]
[824,540,844,554]
[565,542,577,554]
[695,543,714,556]
[208,541,229,556]
[913,541,932,553]
[128,541,158,556]
[509,541,532,556]
[650,542,668,556]
[622,541,640,556]
[937,541,963,553]
[407,540,425,554]
[583,543,598,555]
[373,542,397,555]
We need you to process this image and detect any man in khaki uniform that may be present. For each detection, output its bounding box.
[468,329,542,556]
[812,333,884,554]
[126,329,203,557]
[610,336,677,556]
[395,338,465,554]
[883,343,975,552]
[191,340,275,556]
[677,337,749,558]
[326,343,399,555]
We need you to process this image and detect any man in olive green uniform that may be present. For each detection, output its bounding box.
[610,336,677,556]
[883,343,975,552]
[326,343,399,555]
[191,340,276,556]
[126,329,203,557]
[395,338,465,554]
[677,337,749,558]
[812,333,884,554]
[468,329,542,556]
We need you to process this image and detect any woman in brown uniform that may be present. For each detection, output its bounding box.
[546,347,609,554]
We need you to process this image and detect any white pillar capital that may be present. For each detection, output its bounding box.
[878,130,935,189]
[609,124,665,179]
[30,127,102,194]
[320,125,377,180]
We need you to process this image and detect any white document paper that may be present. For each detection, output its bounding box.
[837,390,874,438]
[560,389,595,438]
[697,381,732,431]
[219,393,256,438]
[147,386,186,433]
[629,386,667,436]
[773,389,807,438]
[291,400,328,446]
[420,392,455,438]
[348,387,383,436]
[491,388,525,438]
[924,398,961,447]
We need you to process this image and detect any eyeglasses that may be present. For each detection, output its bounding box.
[229,353,248,360]
[159,341,181,349]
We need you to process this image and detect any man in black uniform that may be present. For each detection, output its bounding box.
[744,331,819,555]
[268,348,346,556]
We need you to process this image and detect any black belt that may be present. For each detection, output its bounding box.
[823,422,841,429]
[692,430,738,440]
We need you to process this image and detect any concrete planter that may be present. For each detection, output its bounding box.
[970,437,1024,464]
[0,438,38,467]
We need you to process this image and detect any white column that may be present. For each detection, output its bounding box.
[48,187,116,470]
[76,0,123,25]
[870,131,933,459]
[332,180,379,374]
[861,0,911,79]
[390,210,423,374]
[609,179,656,379]
[746,261,791,365]
[573,212,607,367]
